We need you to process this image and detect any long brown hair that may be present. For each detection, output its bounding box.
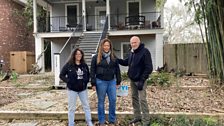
[67,48,85,65]
[97,38,115,64]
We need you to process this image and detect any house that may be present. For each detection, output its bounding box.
[33,0,164,87]
[0,0,34,71]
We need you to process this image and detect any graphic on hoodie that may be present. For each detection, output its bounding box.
[77,68,83,80]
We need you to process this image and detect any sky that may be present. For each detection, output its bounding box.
[165,0,181,7]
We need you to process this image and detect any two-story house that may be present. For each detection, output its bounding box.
[0,0,34,71]
[33,0,164,87]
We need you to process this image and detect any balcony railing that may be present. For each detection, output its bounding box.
[110,12,162,30]
[39,12,161,33]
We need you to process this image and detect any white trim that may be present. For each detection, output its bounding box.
[121,42,130,59]
[95,6,106,30]
[65,3,80,26]
[126,0,141,16]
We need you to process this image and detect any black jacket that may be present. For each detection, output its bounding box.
[59,63,89,92]
[90,54,121,86]
[118,43,153,82]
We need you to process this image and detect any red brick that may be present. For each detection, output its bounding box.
[0,0,34,71]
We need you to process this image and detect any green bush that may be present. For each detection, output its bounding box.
[121,71,129,81]
[170,115,191,126]
[11,71,18,83]
[147,72,172,86]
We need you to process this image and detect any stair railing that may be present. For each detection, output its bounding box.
[95,16,109,53]
[54,16,84,87]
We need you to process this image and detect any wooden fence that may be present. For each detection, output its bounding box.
[164,43,208,74]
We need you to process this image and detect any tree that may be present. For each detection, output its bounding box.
[183,0,224,84]
[164,1,202,43]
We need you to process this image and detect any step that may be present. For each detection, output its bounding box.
[0,111,223,120]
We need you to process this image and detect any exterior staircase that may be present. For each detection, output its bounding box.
[78,32,102,66]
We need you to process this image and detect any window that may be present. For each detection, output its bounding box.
[127,0,141,16]
[121,42,130,59]
[65,4,79,27]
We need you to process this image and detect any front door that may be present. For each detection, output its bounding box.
[65,4,79,27]
[127,0,141,25]
[95,7,106,30]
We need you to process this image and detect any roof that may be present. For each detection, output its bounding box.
[13,0,27,6]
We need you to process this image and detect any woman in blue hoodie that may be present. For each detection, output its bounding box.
[60,48,93,126]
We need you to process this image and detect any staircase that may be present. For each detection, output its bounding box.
[78,32,102,66]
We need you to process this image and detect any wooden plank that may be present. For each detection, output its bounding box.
[0,111,223,120]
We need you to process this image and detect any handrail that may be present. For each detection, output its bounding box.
[95,16,109,53]
[59,16,84,54]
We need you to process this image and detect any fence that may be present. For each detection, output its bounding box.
[164,43,208,74]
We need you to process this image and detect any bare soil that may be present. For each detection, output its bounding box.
[77,76,224,114]
[0,74,224,125]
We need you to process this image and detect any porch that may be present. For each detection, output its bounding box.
[34,0,163,33]
[45,12,162,32]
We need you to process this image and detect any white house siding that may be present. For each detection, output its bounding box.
[155,33,164,68]
[51,37,79,71]
[143,35,156,70]
[51,3,82,31]
[35,36,45,72]
[109,35,156,72]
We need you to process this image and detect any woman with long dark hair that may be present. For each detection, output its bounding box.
[90,38,121,126]
[60,48,93,126]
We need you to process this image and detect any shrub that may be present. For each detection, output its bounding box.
[121,71,129,81]
[147,72,173,86]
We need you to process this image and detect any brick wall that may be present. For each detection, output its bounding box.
[0,0,35,71]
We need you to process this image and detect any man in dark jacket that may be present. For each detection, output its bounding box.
[118,36,153,126]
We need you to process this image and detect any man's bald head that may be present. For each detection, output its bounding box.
[130,36,141,50]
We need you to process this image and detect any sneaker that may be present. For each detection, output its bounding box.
[108,122,115,126]
[87,122,93,126]
[129,118,141,124]
[99,124,105,126]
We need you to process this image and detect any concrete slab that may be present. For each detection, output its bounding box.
[31,101,57,110]
[9,122,38,126]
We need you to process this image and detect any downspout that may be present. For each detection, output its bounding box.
[33,0,37,33]
[106,0,110,31]
[82,0,86,31]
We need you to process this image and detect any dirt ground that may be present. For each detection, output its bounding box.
[80,76,224,114]
[0,73,224,126]
[0,73,53,107]
[1,74,224,113]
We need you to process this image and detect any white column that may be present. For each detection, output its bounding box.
[33,0,37,33]
[54,53,60,87]
[160,8,164,28]
[106,0,110,30]
[155,33,164,68]
[82,0,86,31]
[34,36,45,73]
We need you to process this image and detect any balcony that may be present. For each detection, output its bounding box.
[37,12,162,33]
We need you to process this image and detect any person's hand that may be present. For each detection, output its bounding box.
[137,81,144,90]
[92,86,96,91]
[116,85,120,89]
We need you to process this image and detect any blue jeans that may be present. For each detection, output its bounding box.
[96,78,117,124]
[67,89,93,126]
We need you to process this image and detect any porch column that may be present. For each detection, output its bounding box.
[54,53,60,87]
[34,36,45,73]
[106,0,110,30]
[160,9,164,28]
[82,0,86,31]
[33,0,37,33]
[155,33,164,68]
